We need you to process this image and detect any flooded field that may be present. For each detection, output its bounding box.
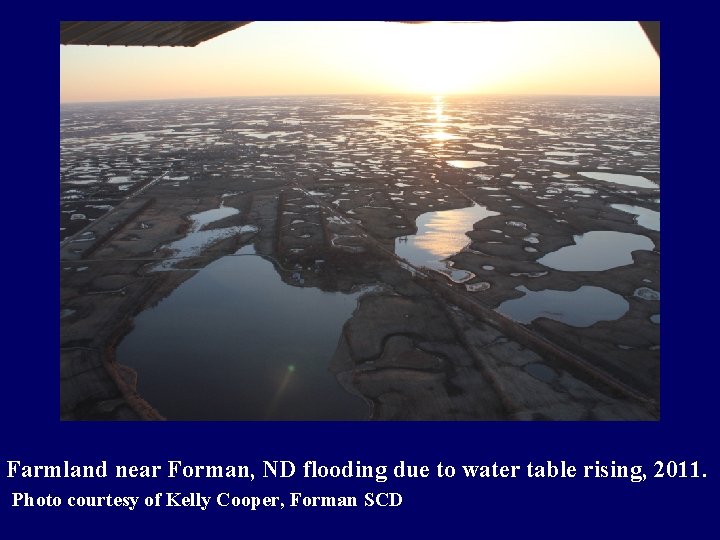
[118,246,369,420]
[60,95,659,421]
[395,203,499,283]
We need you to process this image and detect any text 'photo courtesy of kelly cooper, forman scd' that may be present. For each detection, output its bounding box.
[4,458,709,511]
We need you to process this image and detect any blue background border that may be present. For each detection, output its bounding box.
[2,6,716,537]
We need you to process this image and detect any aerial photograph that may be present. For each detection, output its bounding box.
[60,21,660,421]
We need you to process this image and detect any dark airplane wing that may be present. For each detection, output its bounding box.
[60,21,250,47]
[60,21,659,56]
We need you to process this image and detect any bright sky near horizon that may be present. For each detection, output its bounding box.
[60,21,659,103]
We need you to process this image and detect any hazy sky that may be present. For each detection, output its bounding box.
[60,21,659,103]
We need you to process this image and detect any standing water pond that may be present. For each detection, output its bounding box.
[395,203,499,281]
[117,247,368,420]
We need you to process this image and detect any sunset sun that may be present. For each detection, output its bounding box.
[61,21,658,102]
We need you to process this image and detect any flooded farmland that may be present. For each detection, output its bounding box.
[60,95,659,420]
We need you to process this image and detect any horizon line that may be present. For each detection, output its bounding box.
[60,91,661,106]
